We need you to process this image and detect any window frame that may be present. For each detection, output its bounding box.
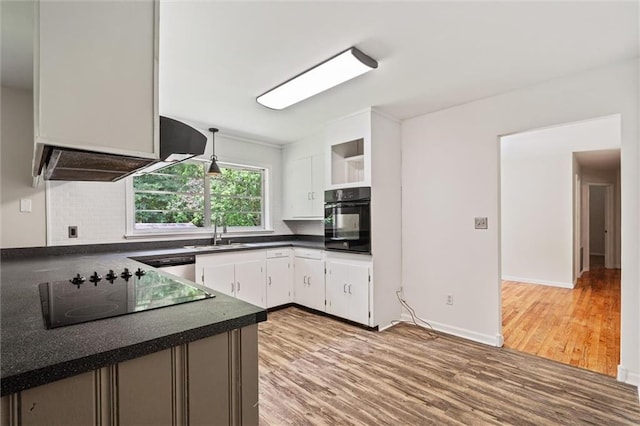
[125,159,271,238]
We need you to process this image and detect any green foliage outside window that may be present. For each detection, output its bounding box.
[133,161,264,230]
[211,167,263,227]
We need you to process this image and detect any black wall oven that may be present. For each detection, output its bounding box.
[324,187,371,254]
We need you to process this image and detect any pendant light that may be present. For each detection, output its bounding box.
[207,127,221,175]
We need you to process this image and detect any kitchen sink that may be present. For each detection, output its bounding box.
[183,243,252,251]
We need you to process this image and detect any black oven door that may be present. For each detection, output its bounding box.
[324,201,371,254]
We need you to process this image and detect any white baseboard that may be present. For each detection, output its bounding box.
[617,365,640,387]
[502,275,573,289]
[400,313,503,347]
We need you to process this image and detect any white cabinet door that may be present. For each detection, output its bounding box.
[284,154,325,219]
[203,263,235,297]
[344,263,370,324]
[197,252,266,307]
[290,157,313,217]
[305,260,326,312]
[325,261,350,318]
[37,1,157,156]
[325,259,370,326]
[311,154,325,216]
[293,259,309,307]
[266,256,292,308]
[294,258,325,312]
[235,260,266,308]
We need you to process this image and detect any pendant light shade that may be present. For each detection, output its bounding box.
[207,128,221,176]
[207,158,221,175]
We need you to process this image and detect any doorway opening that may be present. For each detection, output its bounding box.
[499,115,621,376]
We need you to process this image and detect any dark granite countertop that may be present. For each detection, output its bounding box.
[0,238,323,396]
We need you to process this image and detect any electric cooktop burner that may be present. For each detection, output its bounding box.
[38,266,214,329]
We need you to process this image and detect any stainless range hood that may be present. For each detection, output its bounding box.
[34,116,207,182]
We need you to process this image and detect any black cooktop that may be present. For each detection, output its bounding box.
[38,267,214,329]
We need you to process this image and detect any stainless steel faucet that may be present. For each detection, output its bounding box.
[213,223,221,245]
[213,222,226,245]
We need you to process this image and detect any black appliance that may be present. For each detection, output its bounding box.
[324,187,371,254]
[38,263,213,329]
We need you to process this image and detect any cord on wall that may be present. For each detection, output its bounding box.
[393,290,438,340]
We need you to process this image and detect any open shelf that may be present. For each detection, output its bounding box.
[331,139,365,185]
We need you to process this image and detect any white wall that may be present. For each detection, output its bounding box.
[401,59,639,385]
[0,87,46,248]
[286,221,323,236]
[47,130,292,245]
[500,115,620,288]
[46,180,127,245]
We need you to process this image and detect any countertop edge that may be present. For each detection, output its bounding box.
[1,310,267,396]
[1,238,321,397]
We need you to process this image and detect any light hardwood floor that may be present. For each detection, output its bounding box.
[502,266,620,376]
[258,307,639,425]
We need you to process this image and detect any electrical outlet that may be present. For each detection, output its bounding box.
[474,217,488,229]
[446,294,453,305]
[68,226,78,238]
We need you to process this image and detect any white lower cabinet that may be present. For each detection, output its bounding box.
[202,262,236,297]
[325,257,372,326]
[266,249,293,308]
[197,252,266,308]
[293,249,325,312]
[235,260,266,308]
[195,248,373,326]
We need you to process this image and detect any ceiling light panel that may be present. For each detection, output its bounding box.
[257,47,378,110]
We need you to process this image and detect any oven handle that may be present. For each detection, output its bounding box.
[324,201,370,209]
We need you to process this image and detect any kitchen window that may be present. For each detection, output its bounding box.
[129,160,267,234]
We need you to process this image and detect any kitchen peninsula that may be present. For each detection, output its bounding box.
[0,247,267,425]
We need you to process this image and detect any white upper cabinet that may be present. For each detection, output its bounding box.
[325,109,372,189]
[35,1,158,158]
[282,134,325,219]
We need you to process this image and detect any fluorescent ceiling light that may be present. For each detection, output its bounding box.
[257,47,378,110]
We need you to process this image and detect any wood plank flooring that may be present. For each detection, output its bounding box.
[502,266,620,376]
[258,307,639,425]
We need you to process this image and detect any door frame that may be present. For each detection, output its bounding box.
[573,173,582,282]
[582,182,615,271]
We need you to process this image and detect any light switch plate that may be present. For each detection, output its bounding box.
[475,217,488,229]
[20,199,32,213]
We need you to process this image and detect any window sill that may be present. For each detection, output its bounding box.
[124,229,275,240]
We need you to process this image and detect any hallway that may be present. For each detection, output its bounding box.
[502,266,620,376]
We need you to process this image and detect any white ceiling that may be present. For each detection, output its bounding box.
[2,1,639,145]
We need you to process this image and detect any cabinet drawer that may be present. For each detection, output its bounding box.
[266,248,291,259]
[293,249,323,260]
